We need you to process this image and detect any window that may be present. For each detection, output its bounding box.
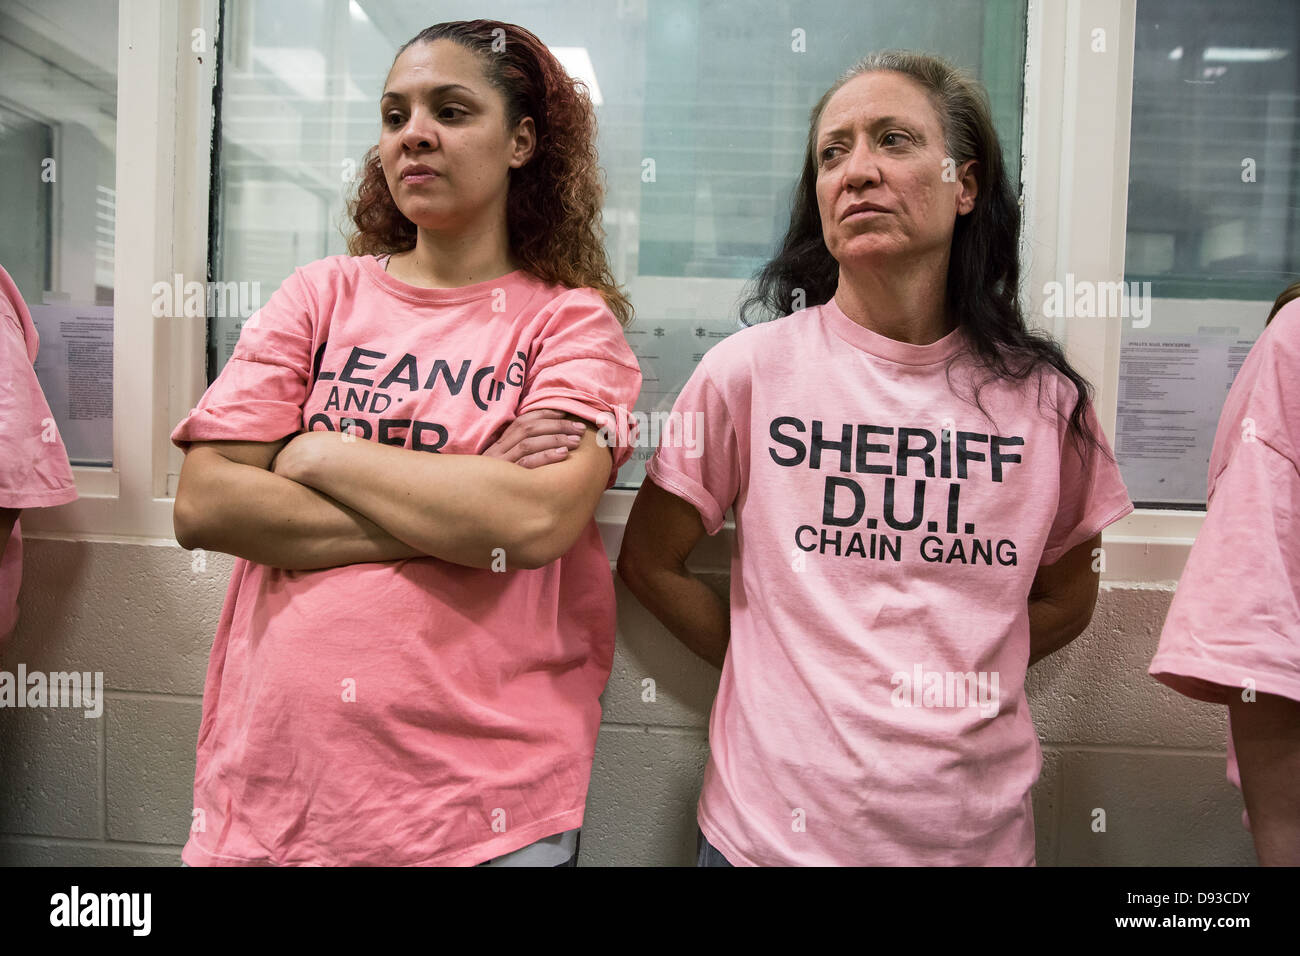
[10,0,1241,583]
[1117,0,1299,507]
[211,0,1027,488]
[0,0,118,467]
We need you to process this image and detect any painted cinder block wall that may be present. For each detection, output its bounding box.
[0,536,1256,866]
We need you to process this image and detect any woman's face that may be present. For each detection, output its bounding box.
[813,70,976,271]
[378,39,534,234]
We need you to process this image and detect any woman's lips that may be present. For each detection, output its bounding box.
[843,206,888,222]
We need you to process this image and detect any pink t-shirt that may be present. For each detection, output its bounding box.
[171,254,641,865]
[646,297,1133,865]
[1149,300,1300,805]
[0,264,79,646]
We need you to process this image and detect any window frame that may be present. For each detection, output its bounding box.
[21,0,217,544]
[1014,0,1209,583]
[22,0,1206,584]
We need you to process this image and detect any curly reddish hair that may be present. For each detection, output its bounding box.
[345,20,631,326]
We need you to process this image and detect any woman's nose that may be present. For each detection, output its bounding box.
[842,141,881,188]
[400,111,438,150]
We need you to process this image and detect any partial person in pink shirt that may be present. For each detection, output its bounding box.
[619,51,1132,866]
[171,20,640,866]
[0,263,78,649]
[1149,282,1300,866]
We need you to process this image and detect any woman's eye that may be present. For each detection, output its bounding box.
[883,131,910,146]
[382,106,465,126]
[820,145,842,163]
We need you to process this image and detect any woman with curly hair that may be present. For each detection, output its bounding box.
[171,20,641,866]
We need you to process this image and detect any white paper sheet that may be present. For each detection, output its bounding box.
[1116,334,1254,505]
[28,302,114,466]
[618,315,740,487]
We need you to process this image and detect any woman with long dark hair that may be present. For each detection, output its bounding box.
[171,20,640,866]
[619,50,1132,865]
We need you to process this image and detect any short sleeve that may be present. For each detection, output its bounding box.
[0,287,77,510]
[643,358,741,536]
[1150,439,1300,706]
[515,290,642,489]
[1039,392,1134,565]
[170,269,316,452]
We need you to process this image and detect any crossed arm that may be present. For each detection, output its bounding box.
[173,413,610,571]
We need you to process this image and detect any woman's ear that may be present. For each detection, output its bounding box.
[956,159,979,216]
[509,116,537,169]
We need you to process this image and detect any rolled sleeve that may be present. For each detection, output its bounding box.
[1150,438,1300,706]
[171,271,316,451]
[1039,393,1134,565]
[0,276,77,510]
[515,290,642,487]
[644,359,740,536]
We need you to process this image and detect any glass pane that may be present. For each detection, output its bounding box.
[636,0,1024,280]
[1118,0,1298,507]
[0,0,117,467]
[213,0,1026,489]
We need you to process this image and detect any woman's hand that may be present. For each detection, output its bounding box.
[483,409,588,468]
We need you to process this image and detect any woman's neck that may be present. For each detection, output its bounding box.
[389,222,518,289]
[832,249,955,345]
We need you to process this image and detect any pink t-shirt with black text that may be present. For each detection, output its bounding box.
[646,297,1133,865]
[0,264,79,647]
[171,254,640,865]
[1150,300,1300,804]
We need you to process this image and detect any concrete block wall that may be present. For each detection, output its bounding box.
[0,537,1257,866]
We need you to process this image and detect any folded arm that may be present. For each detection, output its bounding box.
[173,438,426,570]
[272,416,611,571]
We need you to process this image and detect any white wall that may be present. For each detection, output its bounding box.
[0,538,1256,866]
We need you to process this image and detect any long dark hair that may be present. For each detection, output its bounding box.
[740,50,1105,456]
[346,20,631,325]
